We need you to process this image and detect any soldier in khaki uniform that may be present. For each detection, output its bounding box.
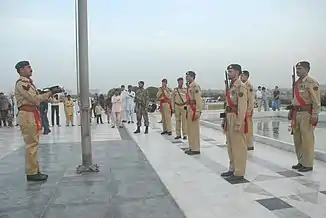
[185,71,202,155]
[289,61,320,172]
[172,77,187,140]
[64,95,75,126]
[157,79,173,135]
[221,64,248,182]
[240,70,255,151]
[14,61,64,181]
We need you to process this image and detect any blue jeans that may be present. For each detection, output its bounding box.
[272,99,280,111]
[41,112,50,133]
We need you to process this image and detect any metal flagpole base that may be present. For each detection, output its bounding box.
[76,164,100,174]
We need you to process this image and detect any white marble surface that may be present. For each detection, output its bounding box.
[124,112,326,218]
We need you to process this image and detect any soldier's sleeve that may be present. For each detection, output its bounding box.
[134,91,137,103]
[247,83,254,112]
[16,80,52,105]
[194,85,202,113]
[307,78,321,115]
[156,88,162,99]
[171,88,176,110]
[236,83,248,126]
[144,90,149,106]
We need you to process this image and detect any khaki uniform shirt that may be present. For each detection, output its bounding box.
[157,87,172,100]
[244,80,254,113]
[172,87,187,110]
[227,78,248,125]
[292,75,321,116]
[187,81,202,113]
[14,76,52,108]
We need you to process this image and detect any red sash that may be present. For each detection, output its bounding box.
[291,81,317,129]
[225,90,248,133]
[19,104,42,131]
[186,88,196,121]
[159,88,172,116]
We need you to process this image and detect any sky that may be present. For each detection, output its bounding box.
[1,0,326,94]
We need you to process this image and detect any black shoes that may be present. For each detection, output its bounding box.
[292,163,302,169]
[175,136,181,139]
[185,150,200,155]
[247,147,254,151]
[26,172,48,181]
[292,163,313,172]
[134,126,149,134]
[183,136,187,140]
[161,131,167,135]
[221,171,234,177]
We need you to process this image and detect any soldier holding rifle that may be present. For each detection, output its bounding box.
[134,81,149,134]
[288,61,320,172]
[14,61,64,181]
[220,64,248,182]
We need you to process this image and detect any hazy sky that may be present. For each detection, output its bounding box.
[1,0,326,93]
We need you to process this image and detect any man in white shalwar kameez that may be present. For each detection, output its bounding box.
[120,85,127,122]
[125,85,135,123]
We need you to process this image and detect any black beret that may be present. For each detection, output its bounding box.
[186,71,196,77]
[177,77,183,81]
[15,61,30,70]
[162,78,167,83]
[138,81,144,85]
[296,61,310,69]
[227,64,242,72]
[242,70,250,77]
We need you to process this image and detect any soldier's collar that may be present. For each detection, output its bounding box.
[188,81,196,88]
[19,76,31,83]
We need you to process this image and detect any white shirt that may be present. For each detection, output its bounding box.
[125,91,135,110]
[120,90,127,108]
[256,90,262,99]
[111,95,122,113]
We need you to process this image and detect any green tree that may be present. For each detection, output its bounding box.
[146,86,159,101]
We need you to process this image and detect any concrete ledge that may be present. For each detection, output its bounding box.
[204,109,326,121]
[200,120,326,162]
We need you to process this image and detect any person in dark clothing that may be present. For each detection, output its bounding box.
[50,94,60,126]
[0,92,10,127]
[40,100,51,134]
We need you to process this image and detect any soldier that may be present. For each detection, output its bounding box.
[289,61,320,172]
[240,70,254,151]
[221,64,248,181]
[172,77,187,139]
[157,79,173,135]
[134,81,149,134]
[14,61,64,181]
[64,95,75,126]
[185,71,202,155]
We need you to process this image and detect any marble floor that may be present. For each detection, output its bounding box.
[2,107,326,217]
[122,112,326,218]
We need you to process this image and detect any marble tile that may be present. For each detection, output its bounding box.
[272,208,311,218]
[257,197,293,210]
[254,178,317,197]
[277,170,303,178]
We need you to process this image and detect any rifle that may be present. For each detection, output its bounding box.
[38,85,63,94]
[220,71,229,118]
[286,66,295,110]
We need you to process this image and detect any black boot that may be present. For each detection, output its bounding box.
[175,136,181,139]
[144,126,149,134]
[26,173,48,182]
[292,163,302,169]
[134,126,140,134]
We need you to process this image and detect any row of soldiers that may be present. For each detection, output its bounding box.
[13,60,320,182]
[153,62,320,182]
[220,62,320,182]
